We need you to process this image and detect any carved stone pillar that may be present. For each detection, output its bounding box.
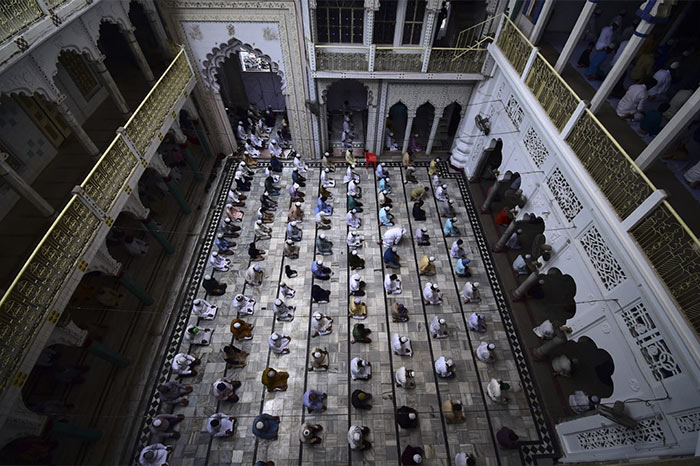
[55,98,100,157]
[0,399,48,448]
[86,244,154,305]
[320,88,329,152]
[170,122,203,181]
[425,108,443,155]
[122,28,156,86]
[493,218,518,252]
[402,110,416,154]
[142,0,172,59]
[46,316,88,348]
[0,152,55,217]
[93,57,130,117]
[513,271,542,301]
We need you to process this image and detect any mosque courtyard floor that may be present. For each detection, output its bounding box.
[130,157,558,466]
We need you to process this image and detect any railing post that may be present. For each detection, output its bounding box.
[421,46,432,73]
[521,46,538,81]
[554,0,597,73]
[71,186,112,226]
[369,44,376,72]
[621,190,668,232]
[560,101,587,139]
[308,42,317,72]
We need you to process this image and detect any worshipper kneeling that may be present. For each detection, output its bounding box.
[533,319,556,340]
[273,298,295,322]
[401,445,425,465]
[379,206,394,226]
[423,282,443,305]
[384,273,402,295]
[287,221,303,242]
[412,200,426,221]
[410,185,429,202]
[292,167,306,186]
[269,332,292,354]
[207,413,235,438]
[290,183,305,202]
[376,163,388,179]
[300,422,323,445]
[316,234,333,255]
[397,406,419,429]
[487,378,510,405]
[350,357,372,380]
[384,246,401,269]
[321,168,335,188]
[262,368,289,392]
[443,400,465,424]
[253,414,280,440]
[382,227,407,247]
[349,249,365,269]
[316,210,332,229]
[222,344,248,369]
[210,251,230,272]
[379,176,392,194]
[552,354,577,377]
[348,425,372,451]
[347,231,364,248]
[346,209,362,228]
[435,356,456,379]
[418,256,436,275]
[232,293,255,316]
[283,239,299,259]
[395,366,416,389]
[322,152,334,171]
[406,166,418,183]
[496,427,519,449]
[344,164,359,184]
[352,389,372,410]
[392,334,413,357]
[225,203,244,221]
[348,179,362,198]
[455,452,477,466]
[316,196,333,215]
[157,381,192,408]
[436,183,449,202]
[312,284,331,303]
[172,353,199,378]
[455,258,472,277]
[349,273,366,296]
[312,258,332,280]
[125,236,149,256]
[416,227,430,246]
[392,302,409,322]
[249,240,267,261]
[569,390,599,414]
[216,234,235,255]
[378,190,392,208]
[288,202,304,222]
[440,198,456,217]
[444,217,460,236]
[462,282,481,303]
[302,389,327,413]
[212,378,241,402]
[279,281,295,298]
[451,239,468,258]
[352,323,372,343]
[184,326,212,345]
[230,319,254,341]
[311,312,333,337]
[138,443,170,466]
[475,342,496,363]
[468,312,487,333]
[245,264,264,286]
[430,316,448,339]
[192,298,217,320]
[348,298,367,320]
[347,192,363,212]
[149,413,184,442]
[308,348,329,371]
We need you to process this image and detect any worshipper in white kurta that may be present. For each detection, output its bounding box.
[552,354,575,377]
[487,378,509,404]
[382,226,407,247]
[423,282,443,305]
[311,312,333,337]
[287,221,303,242]
[284,239,300,259]
[249,130,264,149]
[239,160,254,177]
[210,251,230,272]
[436,183,449,202]
[346,209,361,228]
[454,452,477,466]
[125,236,149,256]
[268,332,292,354]
[415,226,430,245]
[594,20,617,51]
[348,179,362,198]
[450,239,467,258]
[185,325,212,345]
[347,231,363,248]
[273,298,295,322]
[533,319,555,340]
[376,163,388,179]
[254,220,272,241]
[172,353,197,376]
[279,282,295,299]
[435,356,456,378]
[315,210,331,229]
[391,334,413,357]
[236,121,247,140]
[440,198,456,217]
[684,159,700,187]
[308,348,329,371]
[192,298,217,320]
[395,366,416,389]
[513,254,531,275]
[227,189,244,206]
[430,316,448,339]
[207,413,235,438]
[348,425,371,450]
[294,154,308,173]
[468,312,487,333]
[344,165,359,184]
[268,139,283,158]
[245,140,260,158]
[386,130,399,150]
[322,152,334,171]
[616,82,649,119]
[138,443,169,466]
[320,168,335,188]
[475,342,496,363]
[569,391,598,414]
[648,65,675,98]
[349,273,365,296]
[212,378,241,402]
[462,282,481,303]
[384,273,402,295]
[231,294,255,316]
[350,357,372,380]
[244,264,264,286]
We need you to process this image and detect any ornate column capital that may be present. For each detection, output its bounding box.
[85,243,122,276]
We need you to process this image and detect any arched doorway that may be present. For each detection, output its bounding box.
[385,101,408,153]
[325,80,367,155]
[432,101,462,154]
[412,101,435,153]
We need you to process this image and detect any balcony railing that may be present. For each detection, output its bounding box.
[494,15,700,333]
[428,48,488,74]
[315,47,368,72]
[0,0,44,43]
[374,47,422,72]
[0,48,195,395]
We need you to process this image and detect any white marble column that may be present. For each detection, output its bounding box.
[55,98,100,156]
[0,152,55,217]
[402,111,416,154]
[590,20,655,114]
[93,57,130,116]
[393,0,408,46]
[635,86,700,171]
[425,108,443,155]
[554,0,598,73]
[122,28,156,86]
[529,0,556,45]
